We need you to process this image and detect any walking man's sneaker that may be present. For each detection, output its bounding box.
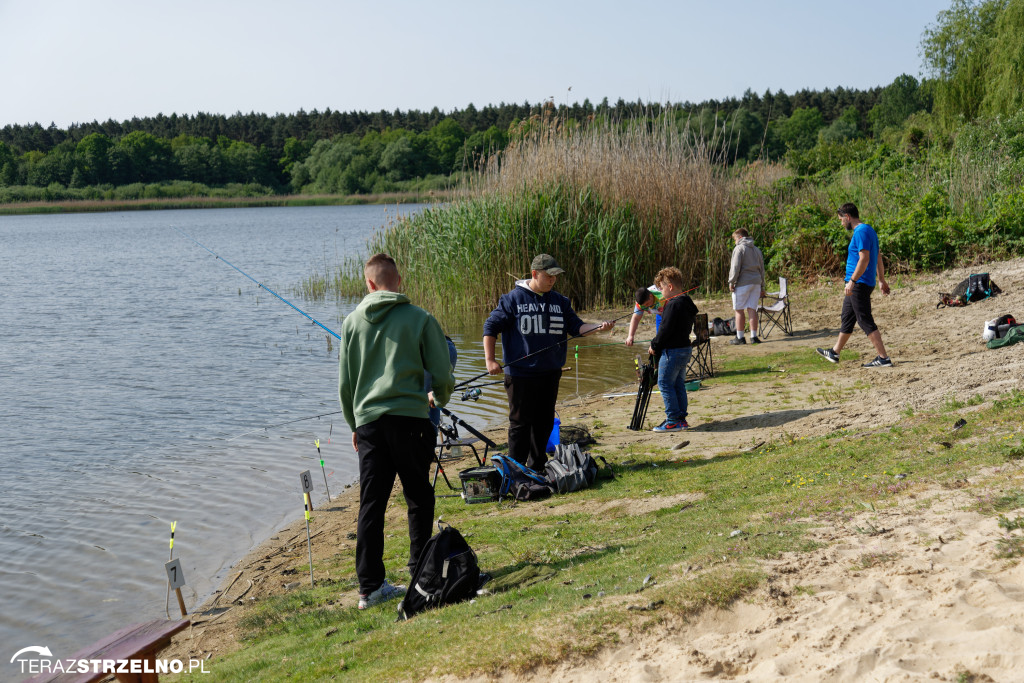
[729,337,746,345]
[862,355,894,368]
[358,579,406,610]
[816,347,840,363]
[653,420,689,432]
[750,337,761,344]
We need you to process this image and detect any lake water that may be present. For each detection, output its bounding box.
[0,205,638,673]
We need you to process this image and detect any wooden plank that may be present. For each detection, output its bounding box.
[23,619,189,683]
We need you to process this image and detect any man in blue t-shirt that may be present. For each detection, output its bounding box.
[483,254,615,470]
[816,203,893,367]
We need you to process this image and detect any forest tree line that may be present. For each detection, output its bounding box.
[2,0,1021,202]
[0,86,899,199]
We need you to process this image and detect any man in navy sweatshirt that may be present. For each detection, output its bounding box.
[483,254,615,470]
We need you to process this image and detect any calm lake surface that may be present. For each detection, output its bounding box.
[0,205,638,668]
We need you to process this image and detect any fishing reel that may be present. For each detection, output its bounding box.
[438,421,459,443]
[460,387,483,401]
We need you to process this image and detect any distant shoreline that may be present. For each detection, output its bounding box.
[0,192,449,216]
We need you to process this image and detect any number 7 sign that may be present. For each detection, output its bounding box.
[165,558,186,590]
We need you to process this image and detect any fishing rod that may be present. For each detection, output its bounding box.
[225,410,343,441]
[459,379,505,401]
[454,282,704,389]
[174,227,484,430]
[439,406,499,450]
[454,309,636,389]
[175,226,659,408]
[172,226,342,340]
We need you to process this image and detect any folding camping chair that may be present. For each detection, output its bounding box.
[686,313,714,381]
[757,277,792,338]
[432,408,495,492]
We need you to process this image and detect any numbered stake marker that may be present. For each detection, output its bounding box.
[165,558,188,616]
[300,469,313,511]
[299,470,315,586]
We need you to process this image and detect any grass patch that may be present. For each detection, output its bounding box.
[995,536,1024,559]
[855,551,900,569]
[173,389,1024,682]
[712,348,844,384]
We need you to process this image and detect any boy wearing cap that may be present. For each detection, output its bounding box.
[483,254,615,470]
[625,284,665,346]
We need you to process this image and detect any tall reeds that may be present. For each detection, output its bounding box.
[349,107,744,322]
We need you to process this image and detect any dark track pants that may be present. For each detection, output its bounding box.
[355,414,436,595]
[504,371,561,471]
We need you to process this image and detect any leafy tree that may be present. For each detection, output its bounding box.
[222,140,273,185]
[279,136,313,177]
[27,140,76,186]
[920,0,1006,125]
[0,141,15,186]
[427,118,467,172]
[820,106,863,143]
[293,138,358,193]
[108,131,174,184]
[868,74,924,135]
[722,108,771,161]
[75,133,113,184]
[462,125,508,166]
[981,0,1024,116]
[171,135,222,184]
[380,135,417,181]
[774,107,825,151]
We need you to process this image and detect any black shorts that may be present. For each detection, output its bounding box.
[840,282,878,335]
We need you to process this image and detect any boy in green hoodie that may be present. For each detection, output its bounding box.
[339,253,455,609]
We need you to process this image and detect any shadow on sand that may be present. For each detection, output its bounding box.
[690,407,832,433]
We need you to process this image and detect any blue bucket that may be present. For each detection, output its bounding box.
[545,416,561,453]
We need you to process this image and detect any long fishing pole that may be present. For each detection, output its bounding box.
[172,226,341,340]
[454,309,636,389]
[225,410,343,441]
[174,227,662,408]
[454,283,704,389]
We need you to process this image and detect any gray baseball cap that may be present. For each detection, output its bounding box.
[530,253,565,275]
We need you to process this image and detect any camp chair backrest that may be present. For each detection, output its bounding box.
[693,312,710,343]
[757,278,793,338]
[687,313,714,380]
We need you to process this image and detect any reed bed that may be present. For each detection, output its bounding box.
[330,109,747,322]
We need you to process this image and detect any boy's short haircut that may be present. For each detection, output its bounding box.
[838,202,859,219]
[654,266,683,290]
[634,286,653,306]
[365,252,399,289]
[733,228,749,238]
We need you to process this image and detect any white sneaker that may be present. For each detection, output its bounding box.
[358,579,406,609]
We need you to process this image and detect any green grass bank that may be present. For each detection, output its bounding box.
[168,345,1024,682]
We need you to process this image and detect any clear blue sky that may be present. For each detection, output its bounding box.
[0,0,952,129]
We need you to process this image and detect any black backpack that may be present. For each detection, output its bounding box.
[397,522,483,620]
[938,273,1002,308]
[710,317,735,336]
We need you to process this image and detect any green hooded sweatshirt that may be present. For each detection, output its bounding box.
[338,290,454,430]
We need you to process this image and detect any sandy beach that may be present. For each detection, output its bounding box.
[165,257,1024,682]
